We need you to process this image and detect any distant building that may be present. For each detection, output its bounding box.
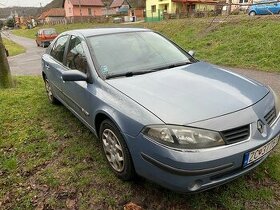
[38,8,66,24]
[109,0,132,15]
[63,0,105,22]
[146,0,219,21]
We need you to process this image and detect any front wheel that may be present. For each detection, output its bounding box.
[249,11,256,16]
[99,119,135,180]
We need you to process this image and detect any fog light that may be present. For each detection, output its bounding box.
[188,180,202,191]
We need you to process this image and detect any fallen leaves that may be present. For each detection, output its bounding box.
[124,202,143,210]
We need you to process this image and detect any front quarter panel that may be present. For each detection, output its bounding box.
[92,78,164,137]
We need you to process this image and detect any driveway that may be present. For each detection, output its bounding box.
[3,30,45,75]
[5,31,280,95]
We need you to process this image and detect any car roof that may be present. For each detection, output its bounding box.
[62,28,151,38]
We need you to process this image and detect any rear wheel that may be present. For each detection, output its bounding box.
[99,119,135,180]
[249,11,256,16]
[44,78,59,104]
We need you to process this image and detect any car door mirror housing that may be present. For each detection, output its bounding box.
[188,50,195,57]
[62,70,88,82]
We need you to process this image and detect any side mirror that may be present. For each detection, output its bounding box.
[188,50,195,57]
[62,70,87,82]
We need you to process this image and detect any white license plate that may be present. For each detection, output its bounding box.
[243,136,279,167]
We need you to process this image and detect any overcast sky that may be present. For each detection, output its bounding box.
[0,0,53,7]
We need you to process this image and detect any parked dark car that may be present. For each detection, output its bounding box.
[41,28,280,192]
[36,28,58,48]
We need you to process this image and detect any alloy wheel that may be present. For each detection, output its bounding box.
[102,128,125,172]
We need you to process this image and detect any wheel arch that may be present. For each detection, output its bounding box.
[94,110,124,138]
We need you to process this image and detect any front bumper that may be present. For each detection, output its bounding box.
[125,112,280,193]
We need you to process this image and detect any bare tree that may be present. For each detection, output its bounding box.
[0,33,13,88]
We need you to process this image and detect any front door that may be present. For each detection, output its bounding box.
[62,35,94,126]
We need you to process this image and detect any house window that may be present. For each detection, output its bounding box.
[239,0,248,3]
[69,8,72,13]
[151,5,156,13]
[88,8,92,16]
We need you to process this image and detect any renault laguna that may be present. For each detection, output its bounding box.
[41,28,280,192]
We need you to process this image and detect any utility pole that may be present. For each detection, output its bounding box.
[78,0,82,22]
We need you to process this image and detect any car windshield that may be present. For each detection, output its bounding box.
[87,31,195,78]
[43,29,57,35]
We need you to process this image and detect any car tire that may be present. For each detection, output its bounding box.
[44,78,60,104]
[249,11,256,16]
[99,119,135,180]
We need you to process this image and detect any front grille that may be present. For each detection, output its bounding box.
[264,107,276,126]
[221,125,250,144]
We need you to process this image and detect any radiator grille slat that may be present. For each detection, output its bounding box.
[221,125,250,144]
[264,107,276,126]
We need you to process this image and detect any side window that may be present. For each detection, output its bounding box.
[65,36,88,74]
[50,35,69,63]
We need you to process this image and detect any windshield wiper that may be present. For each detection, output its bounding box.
[105,62,192,79]
[106,70,157,79]
[151,61,192,71]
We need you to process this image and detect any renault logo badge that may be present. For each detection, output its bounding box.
[257,120,265,134]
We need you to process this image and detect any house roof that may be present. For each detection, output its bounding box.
[38,8,65,20]
[63,0,104,7]
[172,0,218,3]
[38,11,48,20]
[110,0,131,8]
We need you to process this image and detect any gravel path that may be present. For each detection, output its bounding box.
[5,31,280,95]
[3,30,45,75]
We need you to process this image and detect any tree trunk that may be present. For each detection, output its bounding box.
[0,33,13,88]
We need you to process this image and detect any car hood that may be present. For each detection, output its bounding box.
[106,62,269,125]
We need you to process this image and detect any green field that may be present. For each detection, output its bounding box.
[0,76,279,209]
[3,38,25,56]
[12,16,280,72]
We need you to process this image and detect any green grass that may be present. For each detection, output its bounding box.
[0,76,279,209]
[3,38,25,56]
[12,15,280,72]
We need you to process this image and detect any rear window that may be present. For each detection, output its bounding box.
[43,29,57,35]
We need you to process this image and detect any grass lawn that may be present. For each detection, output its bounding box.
[0,76,279,209]
[3,38,25,56]
[12,16,280,72]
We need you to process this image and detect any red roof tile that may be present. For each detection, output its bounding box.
[110,0,125,8]
[39,8,65,19]
[70,0,104,6]
[38,11,48,20]
[45,8,65,17]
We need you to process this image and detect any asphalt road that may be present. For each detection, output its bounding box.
[3,30,45,75]
[4,32,280,95]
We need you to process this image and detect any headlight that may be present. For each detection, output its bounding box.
[142,125,225,149]
[269,86,280,115]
